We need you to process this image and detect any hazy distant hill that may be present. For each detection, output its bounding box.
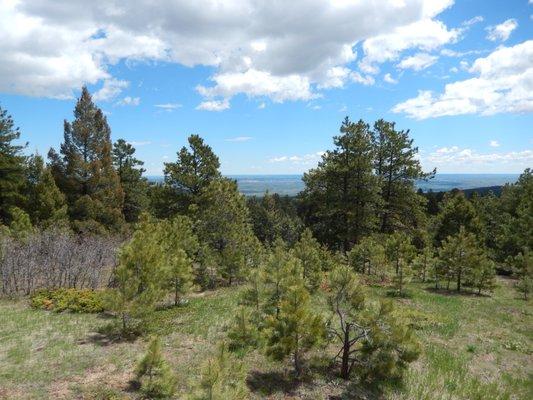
[147,174,518,197]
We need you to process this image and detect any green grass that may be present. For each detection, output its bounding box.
[0,278,532,399]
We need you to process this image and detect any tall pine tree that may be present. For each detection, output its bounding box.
[372,119,434,234]
[48,87,124,232]
[302,118,380,251]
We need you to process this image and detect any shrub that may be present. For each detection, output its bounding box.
[30,288,104,313]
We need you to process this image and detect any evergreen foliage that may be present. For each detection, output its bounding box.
[112,139,149,223]
[48,87,124,233]
[190,344,249,400]
[325,265,420,381]
[8,206,33,240]
[247,191,303,246]
[437,227,495,293]
[372,119,434,234]
[412,246,437,283]
[164,134,221,214]
[302,118,380,251]
[512,248,532,300]
[264,281,325,375]
[25,154,68,227]
[105,215,167,334]
[136,336,177,399]
[194,179,260,285]
[435,190,482,245]
[292,228,323,291]
[0,105,27,225]
[347,236,387,278]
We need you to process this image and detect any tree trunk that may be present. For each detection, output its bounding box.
[340,327,350,379]
[457,268,462,292]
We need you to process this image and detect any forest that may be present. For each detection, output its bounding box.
[0,88,531,399]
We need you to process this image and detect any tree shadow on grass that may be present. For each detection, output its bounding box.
[385,290,413,299]
[79,322,141,346]
[246,370,308,396]
[424,287,491,298]
[338,382,384,400]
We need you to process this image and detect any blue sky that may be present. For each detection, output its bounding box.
[0,0,531,175]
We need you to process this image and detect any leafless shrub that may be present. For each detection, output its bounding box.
[0,228,122,296]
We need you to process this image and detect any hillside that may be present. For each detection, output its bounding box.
[1,278,531,400]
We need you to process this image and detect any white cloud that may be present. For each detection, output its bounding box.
[129,141,151,146]
[489,140,500,148]
[93,78,129,101]
[397,53,438,71]
[257,102,266,109]
[440,48,486,58]
[196,99,230,111]
[116,96,140,106]
[197,69,318,103]
[423,146,533,172]
[462,16,483,27]
[269,151,325,165]
[359,13,459,74]
[383,73,398,84]
[486,19,518,42]
[350,71,375,86]
[449,66,458,73]
[225,136,252,142]
[1,0,456,103]
[392,40,533,119]
[154,103,181,111]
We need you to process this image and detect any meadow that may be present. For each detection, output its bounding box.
[1,277,531,400]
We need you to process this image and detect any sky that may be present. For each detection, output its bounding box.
[0,0,532,175]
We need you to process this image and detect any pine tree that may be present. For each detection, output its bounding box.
[247,192,303,246]
[497,170,533,263]
[347,236,387,278]
[324,264,366,379]
[190,343,249,400]
[412,246,437,283]
[265,283,324,375]
[302,118,380,251]
[325,265,420,381]
[136,336,176,399]
[259,239,301,318]
[164,134,221,214]
[438,227,495,293]
[105,215,167,334]
[385,232,416,276]
[112,139,148,223]
[25,154,68,227]
[292,228,323,291]
[227,306,258,351]
[512,248,532,300]
[195,179,259,286]
[157,215,198,305]
[358,300,420,384]
[0,106,26,225]
[8,207,32,240]
[372,119,434,234]
[48,87,124,232]
[435,190,482,246]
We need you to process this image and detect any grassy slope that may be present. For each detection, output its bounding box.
[0,278,531,400]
